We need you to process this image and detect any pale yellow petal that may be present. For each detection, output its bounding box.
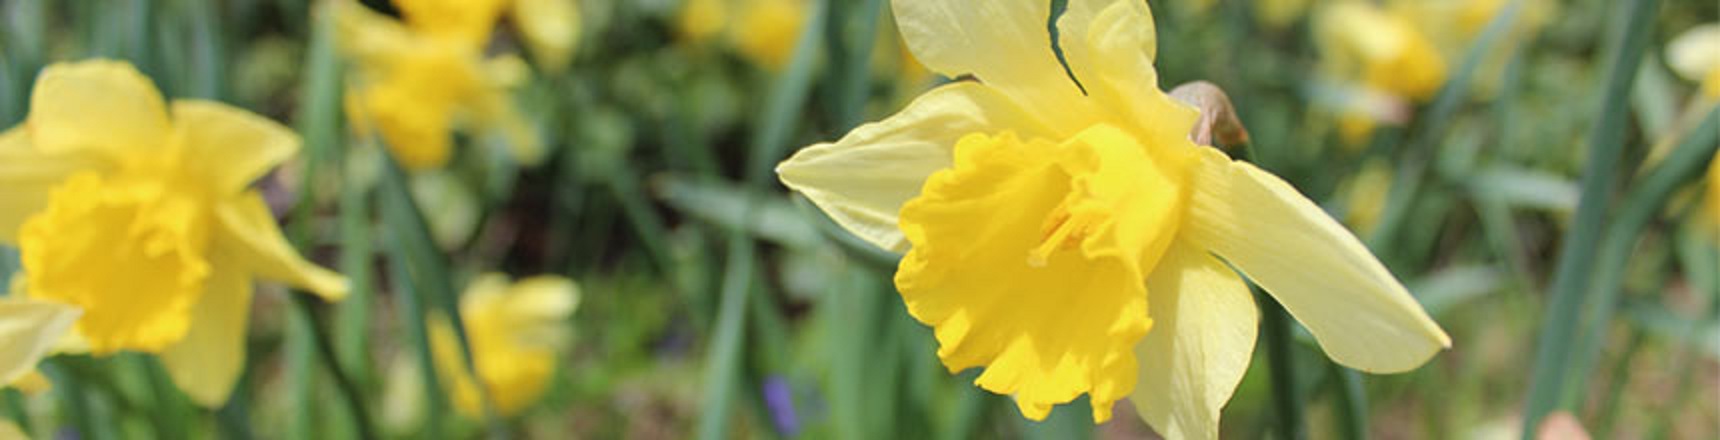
[0,298,80,387]
[159,262,252,407]
[1667,24,1720,88]
[1181,148,1449,373]
[1132,240,1257,440]
[27,60,170,157]
[0,419,25,440]
[1055,0,1198,153]
[11,369,50,395]
[213,193,349,301]
[889,0,1094,131]
[0,127,102,242]
[510,0,581,72]
[169,101,302,193]
[775,82,1056,252]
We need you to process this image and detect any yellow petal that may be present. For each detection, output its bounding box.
[733,0,809,70]
[394,0,508,47]
[0,298,80,387]
[213,193,349,301]
[1181,148,1450,373]
[776,82,1055,252]
[11,369,51,395]
[511,0,581,73]
[169,101,302,193]
[158,261,252,407]
[27,60,171,158]
[889,0,1094,131]
[1131,241,1257,440]
[1054,0,1199,155]
[0,419,25,440]
[0,127,103,242]
[332,0,419,67]
[895,126,1178,423]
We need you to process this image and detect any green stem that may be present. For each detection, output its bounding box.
[1258,291,1304,440]
[1329,363,1368,440]
[696,1,826,437]
[1565,107,1719,404]
[1519,0,1662,435]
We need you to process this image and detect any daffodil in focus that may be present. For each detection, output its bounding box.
[676,0,809,70]
[335,0,543,170]
[0,60,349,407]
[429,274,579,417]
[775,1,1449,436]
[1668,23,1720,100]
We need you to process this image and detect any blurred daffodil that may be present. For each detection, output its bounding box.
[335,0,543,170]
[1317,1,1448,102]
[0,60,349,407]
[776,0,1449,436]
[677,0,810,70]
[0,298,79,392]
[430,274,579,418]
[1668,23,1720,100]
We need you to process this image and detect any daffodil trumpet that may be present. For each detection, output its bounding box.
[0,59,349,408]
[774,1,1449,437]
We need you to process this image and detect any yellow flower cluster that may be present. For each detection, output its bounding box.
[0,60,348,407]
[335,0,579,170]
[678,0,810,70]
[429,274,579,418]
[777,0,1448,436]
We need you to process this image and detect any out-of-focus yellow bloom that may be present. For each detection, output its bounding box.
[0,60,348,407]
[1255,0,1310,29]
[1317,2,1448,102]
[430,274,579,418]
[1669,24,1720,100]
[1707,154,1720,233]
[1341,160,1393,236]
[676,0,810,70]
[0,298,79,391]
[335,1,542,171]
[734,0,809,70]
[776,0,1449,435]
[510,0,582,73]
[678,0,727,44]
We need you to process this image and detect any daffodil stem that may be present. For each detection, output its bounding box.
[697,0,825,438]
[384,244,448,440]
[1257,290,1305,440]
[0,391,29,435]
[376,156,510,435]
[1519,0,1662,435]
[289,295,380,440]
[1327,361,1368,440]
[1565,106,1719,404]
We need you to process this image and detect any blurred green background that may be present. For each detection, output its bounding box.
[0,0,1717,438]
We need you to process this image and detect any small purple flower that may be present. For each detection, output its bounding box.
[762,376,800,436]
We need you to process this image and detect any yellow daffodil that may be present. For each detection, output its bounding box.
[1254,0,1309,30]
[0,60,349,407]
[1316,1,1448,102]
[1707,154,1719,233]
[676,0,810,70]
[1668,23,1720,100]
[775,1,1449,436]
[429,274,579,417]
[335,0,542,171]
[0,298,79,390]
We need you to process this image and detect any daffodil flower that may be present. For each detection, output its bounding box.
[677,0,809,70]
[0,60,349,407]
[1316,1,1448,102]
[335,0,542,170]
[429,274,579,417]
[775,1,1449,436]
